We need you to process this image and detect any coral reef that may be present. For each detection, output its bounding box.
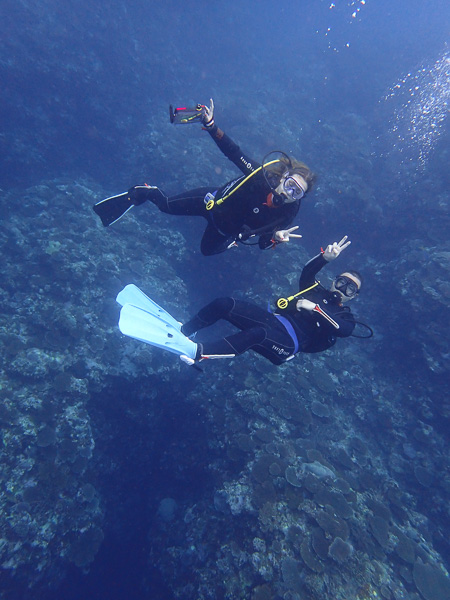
[0,40,448,598]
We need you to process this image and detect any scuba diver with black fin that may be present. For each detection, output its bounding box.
[93,99,316,255]
[115,236,372,367]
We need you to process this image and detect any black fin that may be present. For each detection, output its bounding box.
[92,192,133,227]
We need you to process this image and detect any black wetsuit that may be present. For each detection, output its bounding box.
[181,253,355,364]
[148,124,301,255]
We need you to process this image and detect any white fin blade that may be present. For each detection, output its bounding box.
[118,304,196,358]
[116,285,181,330]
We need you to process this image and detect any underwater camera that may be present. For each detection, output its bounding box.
[169,104,206,125]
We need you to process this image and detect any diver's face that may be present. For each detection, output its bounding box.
[275,173,308,204]
[331,273,361,303]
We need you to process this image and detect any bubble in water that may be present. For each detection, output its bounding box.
[319,0,368,51]
[382,47,450,168]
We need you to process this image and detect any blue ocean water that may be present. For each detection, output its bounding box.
[0,1,449,599]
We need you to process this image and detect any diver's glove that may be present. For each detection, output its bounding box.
[296,299,316,312]
[322,236,351,261]
[202,98,215,128]
[127,184,158,206]
[274,226,302,243]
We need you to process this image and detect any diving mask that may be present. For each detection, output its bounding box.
[262,150,307,204]
[282,175,306,202]
[334,276,359,298]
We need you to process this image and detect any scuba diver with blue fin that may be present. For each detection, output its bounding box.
[116,236,372,367]
[93,99,316,256]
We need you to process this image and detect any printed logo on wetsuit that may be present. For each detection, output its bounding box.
[253,207,259,214]
[272,345,290,356]
[221,177,244,197]
[240,156,254,171]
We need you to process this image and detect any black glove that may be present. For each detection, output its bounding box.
[128,184,154,205]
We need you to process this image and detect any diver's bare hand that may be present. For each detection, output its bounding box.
[322,236,351,261]
[296,299,316,312]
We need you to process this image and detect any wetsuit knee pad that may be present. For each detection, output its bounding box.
[249,326,267,345]
[195,297,235,327]
[223,325,267,356]
[210,297,235,314]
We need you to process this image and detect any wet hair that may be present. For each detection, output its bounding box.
[266,156,317,190]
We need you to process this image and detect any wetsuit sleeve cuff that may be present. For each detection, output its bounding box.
[205,124,220,137]
[259,233,277,249]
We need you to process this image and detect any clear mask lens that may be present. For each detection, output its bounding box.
[335,276,358,297]
[283,176,305,201]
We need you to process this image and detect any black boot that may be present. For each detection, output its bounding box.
[127,184,156,205]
